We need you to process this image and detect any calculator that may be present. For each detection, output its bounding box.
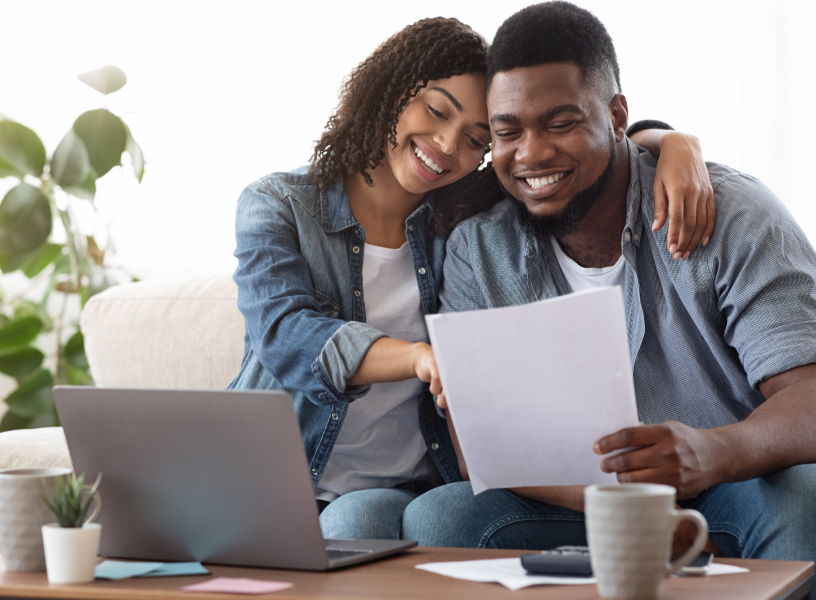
[521,546,593,577]
[521,547,714,577]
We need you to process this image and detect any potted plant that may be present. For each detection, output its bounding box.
[40,473,102,584]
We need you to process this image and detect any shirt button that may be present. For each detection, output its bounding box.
[331,413,339,421]
[354,290,361,297]
[408,224,414,232]
[352,246,360,254]
[623,231,632,242]
[357,227,362,235]
[418,267,426,275]
[431,443,439,450]
[311,469,318,475]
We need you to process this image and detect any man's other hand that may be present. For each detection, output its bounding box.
[593,421,722,499]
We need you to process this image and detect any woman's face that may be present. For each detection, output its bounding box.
[386,73,490,195]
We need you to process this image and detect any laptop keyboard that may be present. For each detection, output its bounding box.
[326,548,374,561]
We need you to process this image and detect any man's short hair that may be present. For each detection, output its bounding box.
[487,1,621,97]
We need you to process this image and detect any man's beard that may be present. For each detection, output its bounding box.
[510,131,617,244]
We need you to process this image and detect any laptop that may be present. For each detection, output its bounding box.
[53,387,417,570]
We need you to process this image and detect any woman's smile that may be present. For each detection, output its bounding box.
[410,141,451,182]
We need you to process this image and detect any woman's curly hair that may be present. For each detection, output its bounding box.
[309,17,506,237]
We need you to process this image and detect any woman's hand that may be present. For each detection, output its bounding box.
[436,390,448,409]
[630,129,715,260]
[412,343,442,395]
[653,132,715,260]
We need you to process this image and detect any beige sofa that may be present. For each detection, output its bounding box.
[0,274,245,470]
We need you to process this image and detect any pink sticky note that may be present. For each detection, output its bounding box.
[181,577,294,594]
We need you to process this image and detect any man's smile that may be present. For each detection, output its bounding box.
[515,169,573,200]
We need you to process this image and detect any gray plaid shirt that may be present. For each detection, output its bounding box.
[440,139,816,428]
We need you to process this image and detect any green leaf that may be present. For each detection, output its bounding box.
[66,365,92,385]
[0,184,52,254]
[6,368,54,418]
[0,347,44,379]
[72,110,126,178]
[0,316,43,350]
[0,121,46,177]
[0,251,33,274]
[0,410,33,432]
[77,66,127,95]
[30,412,56,429]
[50,130,89,187]
[123,122,145,183]
[63,331,84,357]
[22,243,62,278]
[0,154,21,179]
[62,166,96,200]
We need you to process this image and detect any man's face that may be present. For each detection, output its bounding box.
[488,62,623,220]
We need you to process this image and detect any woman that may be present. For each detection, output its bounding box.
[228,17,714,540]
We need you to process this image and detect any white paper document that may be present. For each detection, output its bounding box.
[415,559,749,591]
[416,558,595,591]
[426,286,640,494]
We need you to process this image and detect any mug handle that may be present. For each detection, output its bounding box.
[665,508,708,576]
[83,486,102,524]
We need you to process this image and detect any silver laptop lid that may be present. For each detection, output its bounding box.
[54,387,329,570]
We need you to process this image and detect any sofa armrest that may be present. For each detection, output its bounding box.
[0,427,72,471]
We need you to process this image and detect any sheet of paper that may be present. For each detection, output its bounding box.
[139,562,210,577]
[95,560,164,580]
[417,558,750,591]
[416,558,595,591]
[180,577,293,594]
[706,563,750,575]
[96,560,211,580]
[426,287,640,493]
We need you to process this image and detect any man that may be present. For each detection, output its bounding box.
[402,1,816,561]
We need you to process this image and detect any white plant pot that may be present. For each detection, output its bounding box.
[41,523,101,584]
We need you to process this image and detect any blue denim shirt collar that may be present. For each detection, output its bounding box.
[320,175,436,234]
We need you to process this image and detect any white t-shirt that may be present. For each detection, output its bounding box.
[315,242,437,502]
[550,236,626,293]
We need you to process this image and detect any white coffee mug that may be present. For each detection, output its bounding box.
[0,468,72,571]
[585,483,708,599]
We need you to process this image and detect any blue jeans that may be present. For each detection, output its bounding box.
[402,464,816,561]
[319,488,419,540]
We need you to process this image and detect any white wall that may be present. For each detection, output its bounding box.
[0,0,814,281]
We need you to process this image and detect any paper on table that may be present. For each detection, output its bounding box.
[417,558,750,591]
[96,560,211,579]
[416,558,595,591]
[95,560,164,580]
[140,562,210,577]
[681,563,750,577]
[180,577,293,594]
[426,286,640,493]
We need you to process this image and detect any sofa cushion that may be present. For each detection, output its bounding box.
[0,427,72,471]
[80,274,245,389]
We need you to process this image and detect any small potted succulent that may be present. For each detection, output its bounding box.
[40,473,102,584]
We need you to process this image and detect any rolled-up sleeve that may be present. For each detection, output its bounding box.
[234,181,386,405]
[709,171,816,388]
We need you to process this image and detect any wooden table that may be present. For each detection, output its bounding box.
[0,548,811,600]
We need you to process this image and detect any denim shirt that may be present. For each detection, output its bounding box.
[228,166,462,487]
[440,140,816,428]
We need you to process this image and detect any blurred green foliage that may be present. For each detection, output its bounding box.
[0,66,143,430]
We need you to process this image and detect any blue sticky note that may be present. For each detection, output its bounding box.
[95,560,164,580]
[139,562,210,577]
